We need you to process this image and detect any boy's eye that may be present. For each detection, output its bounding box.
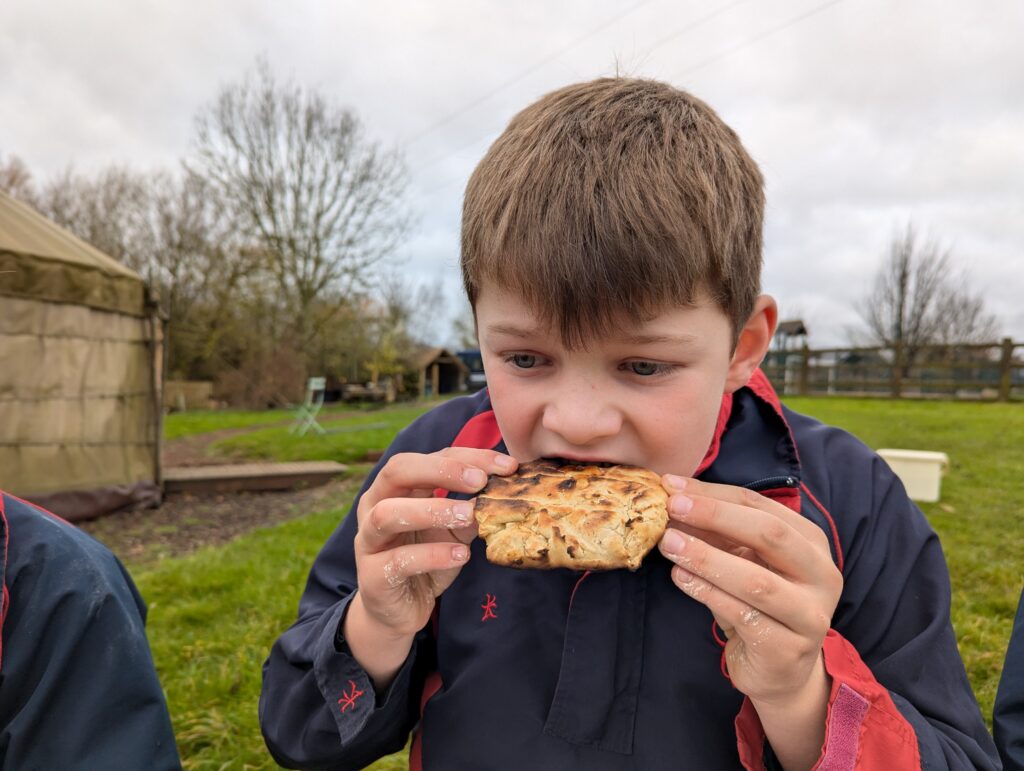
[628,360,661,376]
[510,354,538,369]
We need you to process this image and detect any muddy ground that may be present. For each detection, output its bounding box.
[78,426,368,565]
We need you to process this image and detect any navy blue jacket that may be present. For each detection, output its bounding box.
[996,587,1024,771]
[0,492,181,769]
[260,374,998,769]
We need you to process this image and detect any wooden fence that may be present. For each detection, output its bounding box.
[761,338,1024,402]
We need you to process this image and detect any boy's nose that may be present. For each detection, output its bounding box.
[540,389,622,448]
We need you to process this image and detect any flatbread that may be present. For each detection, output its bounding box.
[474,458,669,571]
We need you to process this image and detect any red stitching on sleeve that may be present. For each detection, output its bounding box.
[337,680,366,713]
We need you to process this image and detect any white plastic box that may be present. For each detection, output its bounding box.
[876,449,950,503]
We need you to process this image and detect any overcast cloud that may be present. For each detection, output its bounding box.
[2,0,1022,345]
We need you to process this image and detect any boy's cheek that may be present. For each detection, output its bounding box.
[486,386,536,458]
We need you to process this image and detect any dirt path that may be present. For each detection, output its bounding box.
[81,412,377,565]
[79,475,363,566]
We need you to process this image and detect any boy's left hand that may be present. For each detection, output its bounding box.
[657,475,843,707]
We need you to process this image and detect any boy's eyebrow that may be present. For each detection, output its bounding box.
[619,332,700,346]
[485,324,699,347]
[485,323,543,338]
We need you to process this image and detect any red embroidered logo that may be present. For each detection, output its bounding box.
[481,593,498,621]
[337,680,365,713]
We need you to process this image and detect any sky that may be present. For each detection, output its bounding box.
[2,0,1023,346]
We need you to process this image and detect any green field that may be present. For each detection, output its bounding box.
[132,490,412,770]
[136,397,1021,768]
[209,405,432,464]
[783,397,1024,713]
[163,403,379,440]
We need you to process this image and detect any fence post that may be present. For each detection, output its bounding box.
[999,337,1014,402]
[799,343,810,396]
[891,342,903,399]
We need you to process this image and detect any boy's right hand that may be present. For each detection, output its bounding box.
[351,448,518,640]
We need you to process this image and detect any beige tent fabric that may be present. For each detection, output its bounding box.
[0,296,160,497]
[0,193,160,514]
[0,190,144,316]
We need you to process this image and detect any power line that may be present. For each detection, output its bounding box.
[644,0,753,58]
[676,0,843,78]
[415,0,845,194]
[402,0,658,147]
[416,122,505,174]
[413,0,756,178]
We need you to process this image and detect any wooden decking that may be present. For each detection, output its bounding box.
[163,461,347,495]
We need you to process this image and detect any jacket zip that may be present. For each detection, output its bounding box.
[743,475,799,492]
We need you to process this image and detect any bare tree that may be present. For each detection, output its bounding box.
[450,296,479,350]
[932,279,999,346]
[855,224,999,365]
[148,173,262,378]
[33,165,157,278]
[18,160,264,380]
[0,154,35,201]
[190,60,411,345]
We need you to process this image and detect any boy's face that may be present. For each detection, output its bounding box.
[476,282,772,476]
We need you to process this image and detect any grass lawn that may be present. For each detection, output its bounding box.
[164,403,376,440]
[783,397,1024,716]
[134,397,1020,767]
[131,485,408,770]
[209,405,434,464]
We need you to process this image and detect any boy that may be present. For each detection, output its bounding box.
[0,491,180,768]
[995,587,1024,770]
[259,78,998,769]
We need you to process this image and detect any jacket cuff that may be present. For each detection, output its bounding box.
[735,629,921,770]
[312,592,417,746]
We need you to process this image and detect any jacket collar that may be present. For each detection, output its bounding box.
[698,369,802,489]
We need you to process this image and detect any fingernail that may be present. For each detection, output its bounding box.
[462,468,487,487]
[452,501,474,525]
[669,495,693,517]
[494,454,516,469]
[663,528,686,556]
[452,545,469,562]
[674,566,695,585]
[664,474,687,490]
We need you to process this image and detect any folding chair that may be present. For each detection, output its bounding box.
[290,376,327,436]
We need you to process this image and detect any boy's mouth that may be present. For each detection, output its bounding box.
[543,453,624,467]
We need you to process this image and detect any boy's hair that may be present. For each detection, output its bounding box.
[461,77,764,347]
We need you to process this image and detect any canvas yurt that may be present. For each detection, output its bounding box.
[0,191,162,520]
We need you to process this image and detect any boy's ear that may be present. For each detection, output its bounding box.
[725,295,778,393]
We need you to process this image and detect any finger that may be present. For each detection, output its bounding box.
[361,542,471,595]
[669,565,797,654]
[359,497,478,552]
[665,520,745,557]
[674,563,818,687]
[447,521,480,546]
[361,450,517,515]
[659,529,832,638]
[670,564,780,643]
[662,488,835,582]
[663,475,827,548]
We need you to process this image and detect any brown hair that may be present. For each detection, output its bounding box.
[461,77,764,347]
